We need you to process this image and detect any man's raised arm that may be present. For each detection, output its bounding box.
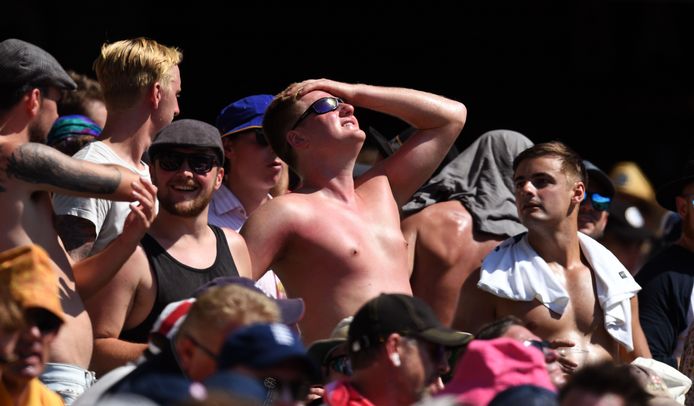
[2,141,142,201]
[294,79,467,206]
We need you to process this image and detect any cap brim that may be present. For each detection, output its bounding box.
[277,298,305,325]
[221,125,262,138]
[307,338,347,365]
[419,328,473,348]
[656,176,694,211]
[255,351,321,383]
[586,169,616,198]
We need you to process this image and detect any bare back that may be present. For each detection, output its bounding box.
[244,175,412,343]
[0,180,92,368]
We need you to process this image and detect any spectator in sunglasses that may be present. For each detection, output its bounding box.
[86,120,252,377]
[578,160,616,239]
[638,160,694,369]
[461,142,651,376]
[209,95,288,299]
[242,79,466,344]
[0,245,66,406]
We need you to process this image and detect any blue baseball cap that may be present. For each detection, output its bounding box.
[217,323,319,380]
[216,94,274,138]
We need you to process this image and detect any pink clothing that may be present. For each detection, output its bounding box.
[324,381,375,406]
[441,337,556,405]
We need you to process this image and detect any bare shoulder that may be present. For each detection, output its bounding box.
[404,201,472,244]
[246,192,313,228]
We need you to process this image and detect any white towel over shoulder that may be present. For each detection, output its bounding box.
[479,232,641,351]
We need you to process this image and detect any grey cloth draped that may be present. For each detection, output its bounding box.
[402,129,533,238]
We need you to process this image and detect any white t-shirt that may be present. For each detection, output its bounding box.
[52,141,152,255]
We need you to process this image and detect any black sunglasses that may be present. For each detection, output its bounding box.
[582,192,612,211]
[25,308,62,335]
[185,334,217,358]
[263,377,310,402]
[155,151,219,175]
[252,128,269,147]
[291,97,343,129]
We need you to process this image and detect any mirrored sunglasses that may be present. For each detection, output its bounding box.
[582,192,611,211]
[156,151,219,175]
[326,354,353,376]
[291,97,343,129]
[523,339,552,355]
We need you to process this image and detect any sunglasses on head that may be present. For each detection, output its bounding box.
[326,354,353,376]
[25,308,62,336]
[291,97,343,129]
[155,151,219,175]
[582,192,611,211]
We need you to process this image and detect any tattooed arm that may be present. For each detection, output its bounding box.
[3,142,141,200]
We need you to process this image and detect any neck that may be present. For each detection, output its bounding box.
[526,220,582,267]
[351,367,415,406]
[149,209,211,241]
[99,107,156,166]
[1,374,30,405]
[296,159,357,202]
[225,175,271,216]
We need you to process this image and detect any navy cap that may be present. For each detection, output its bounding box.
[0,39,76,91]
[149,119,224,165]
[192,276,305,326]
[656,160,694,211]
[217,323,319,381]
[583,160,616,198]
[216,94,273,138]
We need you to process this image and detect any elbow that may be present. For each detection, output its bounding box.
[449,102,467,134]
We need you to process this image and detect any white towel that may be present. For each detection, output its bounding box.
[479,232,641,351]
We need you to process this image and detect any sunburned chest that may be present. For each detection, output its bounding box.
[292,197,406,262]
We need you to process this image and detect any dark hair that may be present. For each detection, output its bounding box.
[0,83,34,111]
[475,315,525,340]
[58,71,104,117]
[558,362,651,406]
[513,141,586,185]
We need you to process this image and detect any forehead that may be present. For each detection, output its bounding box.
[167,65,181,88]
[514,155,563,178]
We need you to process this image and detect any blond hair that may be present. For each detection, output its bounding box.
[93,37,182,109]
[178,285,280,336]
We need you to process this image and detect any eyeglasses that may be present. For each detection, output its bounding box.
[582,192,612,211]
[291,97,343,129]
[156,151,219,175]
[25,308,62,336]
[185,334,217,359]
[326,354,353,376]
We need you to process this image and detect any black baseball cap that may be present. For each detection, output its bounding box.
[0,39,76,91]
[348,294,472,354]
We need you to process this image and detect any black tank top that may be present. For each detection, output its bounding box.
[120,224,239,343]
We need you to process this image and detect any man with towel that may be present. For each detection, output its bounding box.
[459,141,651,376]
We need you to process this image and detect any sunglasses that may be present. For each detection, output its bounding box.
[582,192,612,211]
[252,128,269,147]
[156,151,219,175]
[326,354,353,376]
[291,97,343,129]
[25,308,62,336]
[185,334,217,359]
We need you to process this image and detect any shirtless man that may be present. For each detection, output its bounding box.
[0,39,156,403]
[459,141,651,375]
[241,79,466,343]
[401,130,532,327]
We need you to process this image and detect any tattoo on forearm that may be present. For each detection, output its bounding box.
[7,143,120,194]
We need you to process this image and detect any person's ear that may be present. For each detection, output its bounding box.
[676,195,689,217]
[287,130,309,150]
[26,89,41,117]
[384,333,403,368]
[150,82,163,109]
[214,167,224,190]
[572,180,585,204]
[175,336,195,373]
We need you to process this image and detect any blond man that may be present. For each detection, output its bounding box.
[54,37,182,260]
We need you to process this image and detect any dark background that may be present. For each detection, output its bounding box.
[4,1,694,188]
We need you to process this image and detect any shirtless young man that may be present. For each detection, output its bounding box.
[241,79,466,343]
[0,39,156,403]
[459,141,651,375]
